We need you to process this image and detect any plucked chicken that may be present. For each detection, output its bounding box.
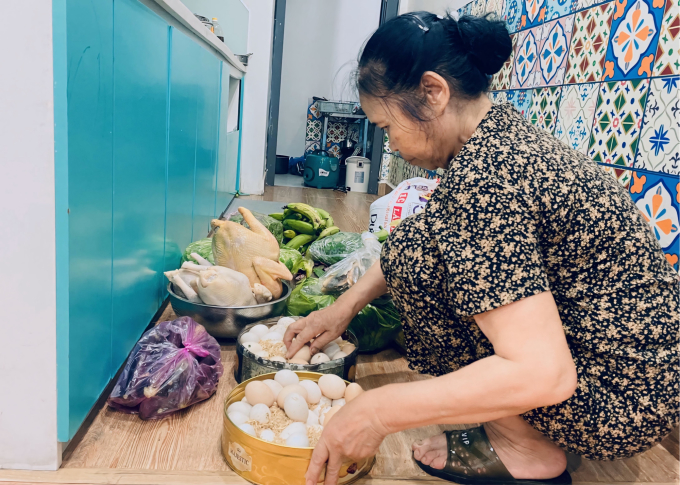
[211,207,293,299]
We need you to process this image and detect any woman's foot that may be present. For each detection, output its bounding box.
[412,416,567,480]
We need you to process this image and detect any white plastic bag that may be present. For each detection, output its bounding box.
[318,232,381,295]
[368,177,439,233]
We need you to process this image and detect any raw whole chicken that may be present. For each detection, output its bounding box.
[196,267,257,307]
[211,207,293,299]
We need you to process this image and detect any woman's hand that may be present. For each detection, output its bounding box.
[284,303,354,358]
[306,392,388,485]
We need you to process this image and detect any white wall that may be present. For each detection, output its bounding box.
[239,0,275,195]
[399,0,469,15]
[276,0,382,158]
[0,0,59,470]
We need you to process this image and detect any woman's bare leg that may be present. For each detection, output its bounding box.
[412,415,567,479]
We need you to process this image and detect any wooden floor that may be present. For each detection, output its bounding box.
[2,186,677,485]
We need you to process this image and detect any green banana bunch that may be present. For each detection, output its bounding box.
[285,234,315,250]
[315,207,330,219]
[283,219,316,235]
[285,203,322,229]
[374,228,389,242]
[317,226,340,240]
[283,230,297,239]
[269,212,284,221]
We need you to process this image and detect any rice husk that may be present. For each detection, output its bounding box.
[246,402,324,447]
[259,340,287,359]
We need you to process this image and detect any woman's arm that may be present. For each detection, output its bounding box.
[284,262,388,357]
[306,291,578,485]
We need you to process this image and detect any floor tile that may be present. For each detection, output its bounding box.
[491,34,518,90]
[628,170,679,268]
[529,86,563,132]
[653,0,680,76]
[519,0,549,29]
[511,28,541,88]
[535,16,575,86]
[504,0,523,32]
[565,2,616,83]
[507,89,535,116]
[589,79,650,174]
[635,76,680,174]
[602,0,666,81]
[555,83,600,153]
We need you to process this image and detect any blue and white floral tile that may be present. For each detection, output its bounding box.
[602,0,665,81]
[653,0,680,76]
[507,89,535,116]
[486,0,507,18]
[629,170,680,269]
[534,16,575,87]
[307,100,321,120]
[305,140,320,154]
[511,28,540,88]
[528,86,563,132]
[471,0,489,16]
[490,91,509,104]
[555,83,599,153]
[519,0,549,29]
[546,0,577,20]
[380,153,391,181]
[588,79,650,173]
[635,76,679,174]
[504,0,523,32]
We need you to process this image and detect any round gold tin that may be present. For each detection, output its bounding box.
[221,372,375,485]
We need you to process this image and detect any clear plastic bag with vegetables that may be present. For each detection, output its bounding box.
[317,232,382,295]
[107,317,223,420]
[308,232,364,265]
[228,210,284,245]
[181,238,215,265]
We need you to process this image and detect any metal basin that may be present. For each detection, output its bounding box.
[167,282,292,339]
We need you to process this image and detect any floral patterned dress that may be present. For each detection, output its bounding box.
[381,103,679,460]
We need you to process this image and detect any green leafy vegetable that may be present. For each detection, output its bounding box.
[308,232,363,265]
[181,238,215,265]
[279,247,303,272]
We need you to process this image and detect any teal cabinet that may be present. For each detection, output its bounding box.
[58,0,246,441]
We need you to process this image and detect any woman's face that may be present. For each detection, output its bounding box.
[360,94,451,171]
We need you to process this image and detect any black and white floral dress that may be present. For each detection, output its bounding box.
[381,103,679,460]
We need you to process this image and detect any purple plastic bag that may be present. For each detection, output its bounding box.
[107,316,223,420]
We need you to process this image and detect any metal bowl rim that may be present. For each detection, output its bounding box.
[167,280,292,310]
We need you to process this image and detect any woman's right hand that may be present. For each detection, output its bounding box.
[284,302,354,359]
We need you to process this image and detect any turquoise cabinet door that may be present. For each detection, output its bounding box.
[111,0,169,367]
[65,0,114,440]
[164,29,201,274]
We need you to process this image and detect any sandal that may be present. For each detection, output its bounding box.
[413,426,572,485]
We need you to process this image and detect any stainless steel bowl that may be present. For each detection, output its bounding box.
[167,282,292,339]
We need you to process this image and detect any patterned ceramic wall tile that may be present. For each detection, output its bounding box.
[504,0,523,32]
[305,119,322,141]
[628,171,679,268]
[507,89,535,115]
[380,153,391,181]
[486,0,507,18]
[565,3,615,84]
[547,0,577,20]
[535,16,575,86]
[326,122,347,143]
[512,29,540,88]
[602,0,665,81]
[555,83,599,152]
[635,76,679,173]
[305,140,320,153]
[471,0,489,16]
[576,0,609,9]
[490,91,509,104]
[601,163,634,187]
[654,0,680,75]
[519,0,549,29]
[529,86,563,132]
[589,80,650,184]
[491,35,518,90]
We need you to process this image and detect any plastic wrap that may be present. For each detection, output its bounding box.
[279,247,303,272]
[308,232,364,266]
[107,316,223,420]
[317,232,382,295]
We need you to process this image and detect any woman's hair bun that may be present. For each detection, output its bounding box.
[452,15,513,76]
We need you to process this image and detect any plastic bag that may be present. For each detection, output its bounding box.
[368,177,439,234]
[181,238,215,265]
[228,210,284,245]
[279,247,303,272]
[107,316,223,420]
[308,232,364,266]
[286,277,335,316]
[318,232,382,295]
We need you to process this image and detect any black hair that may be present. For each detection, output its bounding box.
[357,12,512,122]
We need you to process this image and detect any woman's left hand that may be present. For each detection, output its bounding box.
[306,391,388,485]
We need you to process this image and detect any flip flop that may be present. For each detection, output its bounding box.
[413,426,572,485]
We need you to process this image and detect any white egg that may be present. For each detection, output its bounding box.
[340,343,356,354]
[318,374,346,400]
[299,380,322,404]
[249,403,271,424]
[238,423,256,436]
[276,384,308,408]
[318,396,332,408]
[330,351,348,361]
[286,433,310,447]
[259,429,275,442]
[332,398,346,407]
[262,379,283,399]
[333,337,344,345]
[254,350,270,359]
[344,382,364,402]
[249,324,270,339]
[278,317,296,327]
[284,393,309,422]
[245,381,275,407]
[261,332,283,342]
[240,332,259,344]
[275,369,299,387]
[322,342,340,357]
[281,422,307,440]
[227,401,252,416]
[310,353,330,364]
[271,325,287,335]
[242,397,249,404]
[269,356,286,363]
[306,411,319,426]
[242,342,262,353]
[228,411,249,426]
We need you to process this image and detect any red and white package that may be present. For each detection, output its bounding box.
[368,177,439,234]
